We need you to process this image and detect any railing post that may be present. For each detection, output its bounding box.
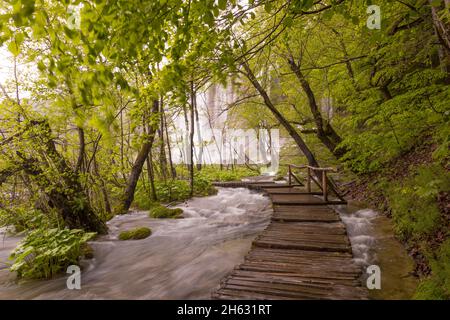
[288,165,292,186]
[322,171,328,202]
[307,167,311,193]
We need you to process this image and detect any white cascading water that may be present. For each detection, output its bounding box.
[337,207,379,267]
[0,188,272,299]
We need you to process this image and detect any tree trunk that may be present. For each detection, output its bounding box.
[146,153,157,201]
[189,81,195,196]
[194,94,203,171]
[287,56,346,158]
[163,107,177,179]
[158,97,168,180]
[429,0,450,54]
[18,121,107,234]
[116,100,159,214]
[242,61,320,168]
[93,155,112,216]
[75,126,85,173]
[182,103,190,172]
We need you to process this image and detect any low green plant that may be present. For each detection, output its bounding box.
[0,206,60,233]
[118,227,152,240]
[414,239,450,300]
[155,180,191,202]
[386,164,450,241]
[193,175,217,196]
[196,166,259,182]
[148,204,183,219]
[9,228,96,279]
[133,177,217,209]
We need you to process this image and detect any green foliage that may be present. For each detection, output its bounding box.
[9,228,96,279]
[148,204,183,219]
[386,165,450,241]
[196,166,259,182]
[0,207,59,233]
[414,277,447,300]
[193,174,218,196]
[154,180,191,203]
[118,227,151,241]
[432,123,450,163]
[414,239,450,300]
[133,175,217,209]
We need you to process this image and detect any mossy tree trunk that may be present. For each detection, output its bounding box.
[11,120,108,234]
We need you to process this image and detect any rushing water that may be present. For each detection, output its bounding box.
[0,187,418,300]
[0,188,272,299]
[335,203,418,299]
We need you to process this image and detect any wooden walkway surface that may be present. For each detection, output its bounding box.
[212,183,368,300]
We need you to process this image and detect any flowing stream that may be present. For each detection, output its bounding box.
[0,188,417,299]
[0,188,272,299]
[336,203,418,299]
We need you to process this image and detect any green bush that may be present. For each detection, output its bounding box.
[414,239,450,300]
[414,278,447,300]
[149,204,183,219]
[133,176,217,209]
[196,166,259,182]
[118,227,152,240]
[386,164,450,241]
[9,228,96,279]
[193,175,218,196]
[155,180,191,202]
[0,207,60,233]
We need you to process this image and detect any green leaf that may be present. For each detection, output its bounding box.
[7,40,20,56]
[218,0,227,10]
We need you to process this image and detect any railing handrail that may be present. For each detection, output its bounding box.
[287,163,346,203]
[288,164,337,172]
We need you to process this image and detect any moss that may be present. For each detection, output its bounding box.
[118,227,152,240]
[149,204,183,219]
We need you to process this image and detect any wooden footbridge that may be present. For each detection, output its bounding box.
[212,165,368,300]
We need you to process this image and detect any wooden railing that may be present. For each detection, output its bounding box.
[287,164,345,203]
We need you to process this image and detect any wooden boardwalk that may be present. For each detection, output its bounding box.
[212,182,368,300]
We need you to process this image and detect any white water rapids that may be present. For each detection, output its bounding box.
[0,188,417,299]
[0,188,272,299]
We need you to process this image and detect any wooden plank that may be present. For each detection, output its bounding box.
[270,193,347,205]
[212,179,367,300]
[272,212,340,223]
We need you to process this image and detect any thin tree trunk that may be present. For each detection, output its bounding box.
[189,81,195,196]
[146,153,157,201]
[75,126,85,173]
[93,155,112,216]
[163,108,176,179]
[194,94,203,171]
[158,97,168,180]
[182,103,190,172]
[241,61,320,168]
[287,56,346,158]
[429,0,450,54]
[116,100,159,214]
